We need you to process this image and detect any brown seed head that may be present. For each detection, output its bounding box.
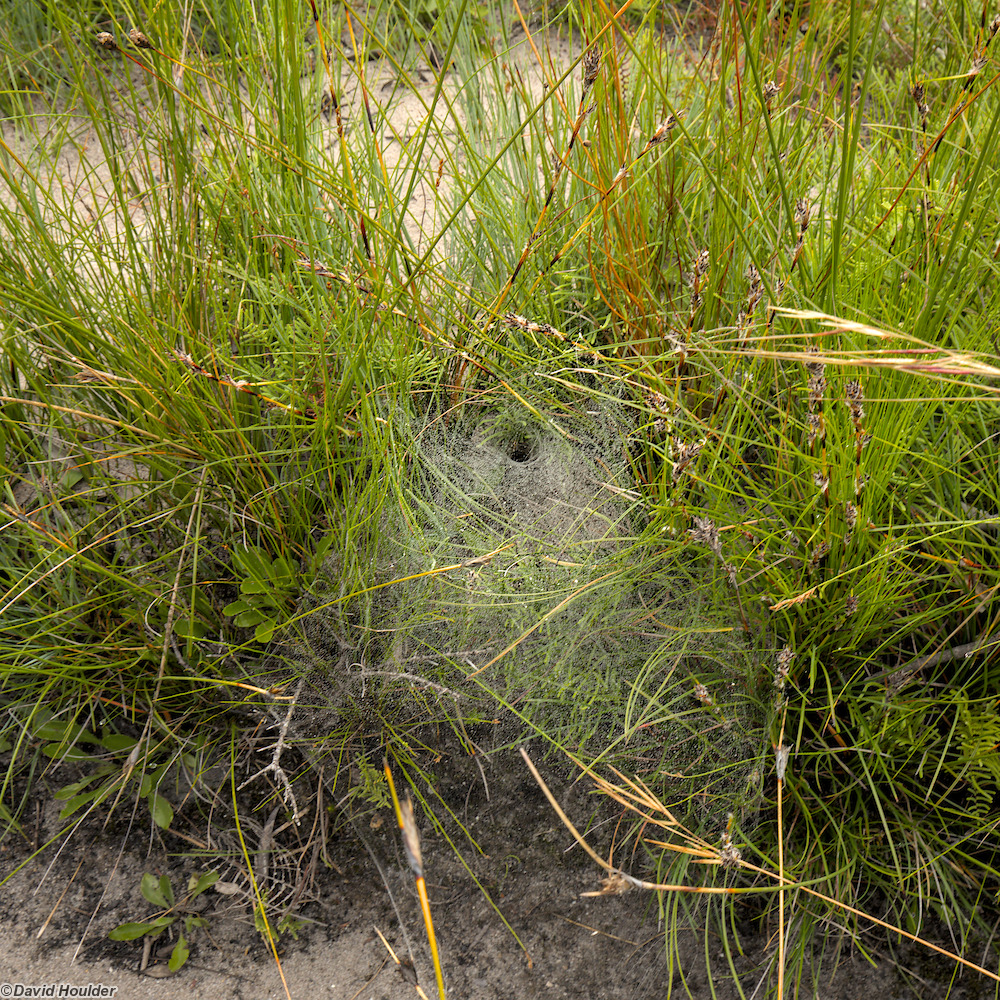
[763,80,780,109]
[807,371,826,404]
[964,54,987,88]
[910,80,931,122]
[845,501,858,530]
[129,27,153,49]
[582,44,601,93]
[845,380,865,422]
[720,831,742,868]
[795,197,810,232]
[689,516,721,558]
[807,412,823,447]
[775,646,793,688]
[670,437,704,485]
[645,389,670,412]
[649,113,683,145]
[96,32,119,51]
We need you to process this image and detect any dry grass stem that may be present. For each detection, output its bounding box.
[523,749,1000,985]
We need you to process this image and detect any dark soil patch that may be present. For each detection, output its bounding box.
[2,745,985,999]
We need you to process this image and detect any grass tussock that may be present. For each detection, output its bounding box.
[1,0,1000,993]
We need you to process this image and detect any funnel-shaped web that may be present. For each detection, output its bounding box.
[261,358,769,831]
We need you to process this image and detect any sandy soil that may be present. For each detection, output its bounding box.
[0,20,572,264]
[1,743,932,1000]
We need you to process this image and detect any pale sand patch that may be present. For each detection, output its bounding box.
[1,27,576,278]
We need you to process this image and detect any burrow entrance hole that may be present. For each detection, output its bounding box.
[509,440,534,463]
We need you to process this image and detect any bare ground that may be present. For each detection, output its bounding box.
[0,742,954,1000]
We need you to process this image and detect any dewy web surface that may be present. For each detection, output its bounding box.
[252,355,768,831]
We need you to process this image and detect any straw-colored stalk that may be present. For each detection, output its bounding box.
[384,761,447,1000]
[519,747,1000,985]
